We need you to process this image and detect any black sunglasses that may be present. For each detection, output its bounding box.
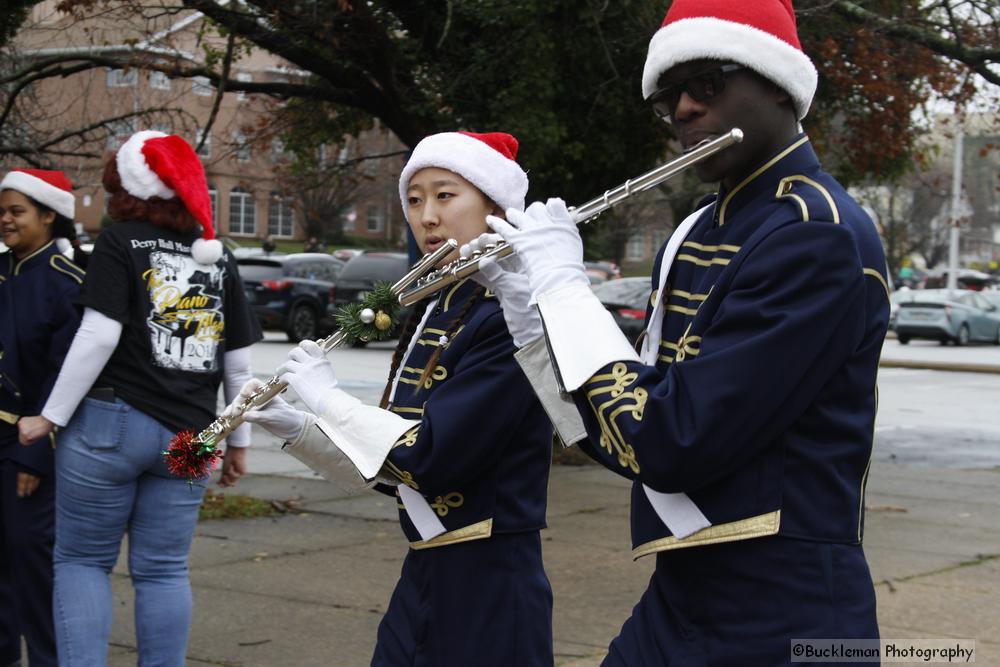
[648,64,746,121]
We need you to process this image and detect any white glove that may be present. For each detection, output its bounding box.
[277,340,339,416]
[461,233,542,348]
[223,378,310,442]
[486,198,589,304]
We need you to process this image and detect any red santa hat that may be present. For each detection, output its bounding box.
[1,169,75,220]
[398,131,529,220]
[116,130,221,264]
[642,0,818,120]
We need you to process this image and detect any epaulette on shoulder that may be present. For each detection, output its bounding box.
[775,175,841,224]
[49,254,85,284]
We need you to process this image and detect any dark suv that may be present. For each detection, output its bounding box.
[329,252,414,344]
[238,253,345,341]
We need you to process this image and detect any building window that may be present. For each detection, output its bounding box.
[232,133,250,163]
[236,72,252,101]
[106,68,137,88]
[105,119,136,151]
[268,193,294,238]
[626,234,645,261]
[270,137,286,163]
[207,187,217,225]
[192,76,213,96]
[342,207,357,232]
[367,205,384,233]
[195,129,211,159]
[650,229,669,252]
[149,71,171,90]
[228,188,255,236]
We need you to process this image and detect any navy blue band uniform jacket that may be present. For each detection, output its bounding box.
[0,242,84,475]
[380,278,553,549]
[573,135,890,557]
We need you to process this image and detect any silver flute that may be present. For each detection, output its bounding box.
[398,128,744,307]
[191,239,460,447]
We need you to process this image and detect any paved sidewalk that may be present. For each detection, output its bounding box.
[102,461,1000,666]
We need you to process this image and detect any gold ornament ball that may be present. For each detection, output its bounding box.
[374,311,392,331]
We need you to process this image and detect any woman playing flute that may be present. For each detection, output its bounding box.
[230,131,555,666]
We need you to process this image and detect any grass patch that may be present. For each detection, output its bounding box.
[199,489,277,521]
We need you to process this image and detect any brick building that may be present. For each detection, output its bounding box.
[6,1,408,247]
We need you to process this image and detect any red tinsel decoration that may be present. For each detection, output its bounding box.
[162,430,221,483]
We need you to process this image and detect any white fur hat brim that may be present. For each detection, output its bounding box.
[642,17,818,119]
[117,130,177,200]
[0,171,75,219]
[399,133,529,220]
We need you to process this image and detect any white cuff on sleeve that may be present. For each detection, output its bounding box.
[514,337,587,446]
[536,282,640,392]
[283,415,370,492]
[312,388,415,480]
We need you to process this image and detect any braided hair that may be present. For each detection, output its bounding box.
[378,285,485,409]
[379,299,431,409]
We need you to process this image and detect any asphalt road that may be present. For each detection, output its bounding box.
[243,333,1000,475]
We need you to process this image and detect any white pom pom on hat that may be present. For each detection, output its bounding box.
[641,0,818,120]
[116,130,222,264]
[399,131,529,221]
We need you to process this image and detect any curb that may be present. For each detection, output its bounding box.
[879,358,1000,374]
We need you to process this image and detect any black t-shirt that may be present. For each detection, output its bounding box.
[80,221,261,433]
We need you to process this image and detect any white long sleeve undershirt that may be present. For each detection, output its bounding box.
[222,346,252,447]
[42,307,254,447]
[41,308,122,427]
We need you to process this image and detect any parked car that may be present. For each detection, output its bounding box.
[329,252,414,345]
[981,290,1000,309]
[584,261,622,285]
[894,289,1000,346]
[592,276,651,342]
[238,253,345,341]
[332,248,364,261]
[888,288,912,330]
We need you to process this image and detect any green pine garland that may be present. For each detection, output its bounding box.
[334,281,402,343]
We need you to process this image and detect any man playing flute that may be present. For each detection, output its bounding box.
[479,0,889,663]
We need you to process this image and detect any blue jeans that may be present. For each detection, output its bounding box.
[53,397,207,667]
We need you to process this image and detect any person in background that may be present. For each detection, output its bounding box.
[261,234,277,255]
[484,0,888,663]
[229,131,556,666]
[0,168,82,667]
[18,131,261,666]
[302,235,325,253]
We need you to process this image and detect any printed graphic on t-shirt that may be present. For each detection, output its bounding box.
[143,250,225,373]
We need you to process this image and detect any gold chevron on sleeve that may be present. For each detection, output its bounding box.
[585,363,645,473]
[393,424,421,448]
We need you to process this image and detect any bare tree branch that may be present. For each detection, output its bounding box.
[832,1,1000,86]
[196,32,235,154]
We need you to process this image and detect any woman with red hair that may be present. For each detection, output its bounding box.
[19,131,261,665]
